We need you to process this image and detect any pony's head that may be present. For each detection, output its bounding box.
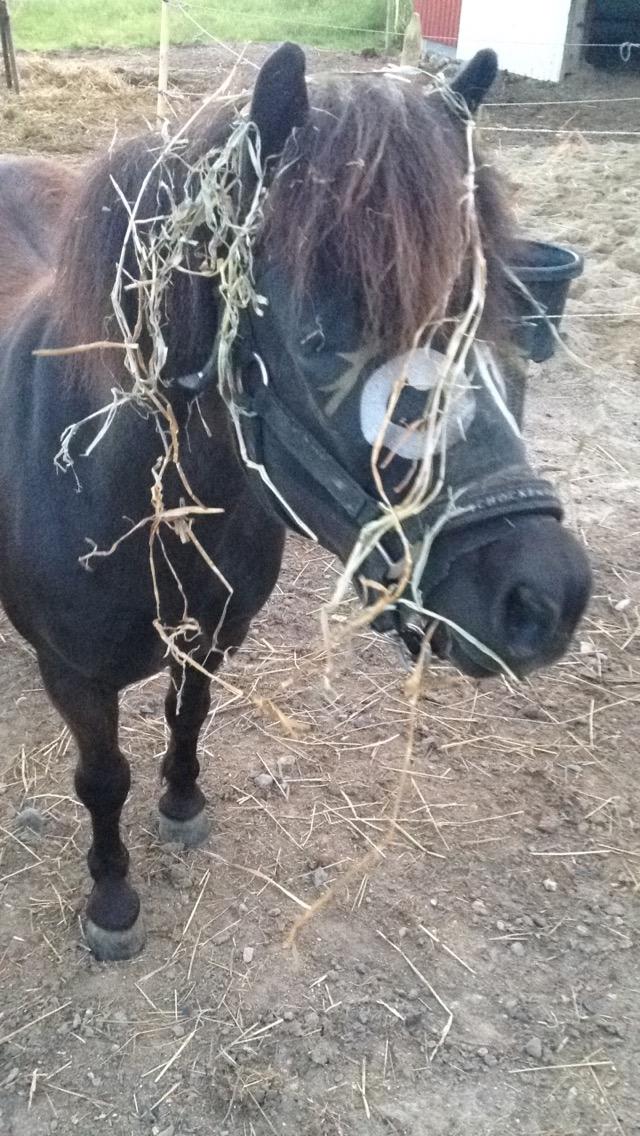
[213,44,589,678]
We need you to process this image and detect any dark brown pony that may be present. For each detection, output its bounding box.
[0,46,590,959]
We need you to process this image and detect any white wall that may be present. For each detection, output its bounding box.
[457,0,574,82]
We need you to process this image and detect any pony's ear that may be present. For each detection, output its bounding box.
[249,43,309,165]
[449,49,498,114]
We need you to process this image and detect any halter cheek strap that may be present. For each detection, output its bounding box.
[238,382,382,532]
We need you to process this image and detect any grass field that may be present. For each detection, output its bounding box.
[10,0,400,53]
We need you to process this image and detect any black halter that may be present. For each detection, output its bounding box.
[235,379,561,537]
[173,344,562,578]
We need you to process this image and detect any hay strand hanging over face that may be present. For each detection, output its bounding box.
[262,78,512,353]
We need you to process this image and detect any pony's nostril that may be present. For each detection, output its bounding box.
[503,584,560,658]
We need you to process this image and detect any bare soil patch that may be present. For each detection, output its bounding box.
[0,48,638,1136]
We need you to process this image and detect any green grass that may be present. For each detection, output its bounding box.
[10,1,395,53]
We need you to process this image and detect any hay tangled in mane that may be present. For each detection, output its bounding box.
[54,73,513,389]
[55,98,244,386]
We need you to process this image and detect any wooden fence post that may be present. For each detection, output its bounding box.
[0,0,20,95]
[157,0,170,127]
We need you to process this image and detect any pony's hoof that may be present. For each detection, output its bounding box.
[84,913,146,961]
[158,808,211,848]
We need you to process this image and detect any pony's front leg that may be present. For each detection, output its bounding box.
[37,650,145,961]
[158,660,212,847]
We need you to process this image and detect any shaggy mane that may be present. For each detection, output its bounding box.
[264,77,513,351]
[52,75,513,383]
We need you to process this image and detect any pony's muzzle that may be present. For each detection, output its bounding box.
[416,515,592,678]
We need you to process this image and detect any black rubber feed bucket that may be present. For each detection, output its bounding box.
[508,240,584,363]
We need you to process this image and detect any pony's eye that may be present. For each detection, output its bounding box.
[299,327,325,354]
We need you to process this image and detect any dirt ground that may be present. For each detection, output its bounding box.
[0,44,639,1136]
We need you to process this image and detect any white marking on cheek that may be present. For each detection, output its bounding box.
[359,349,476,461]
